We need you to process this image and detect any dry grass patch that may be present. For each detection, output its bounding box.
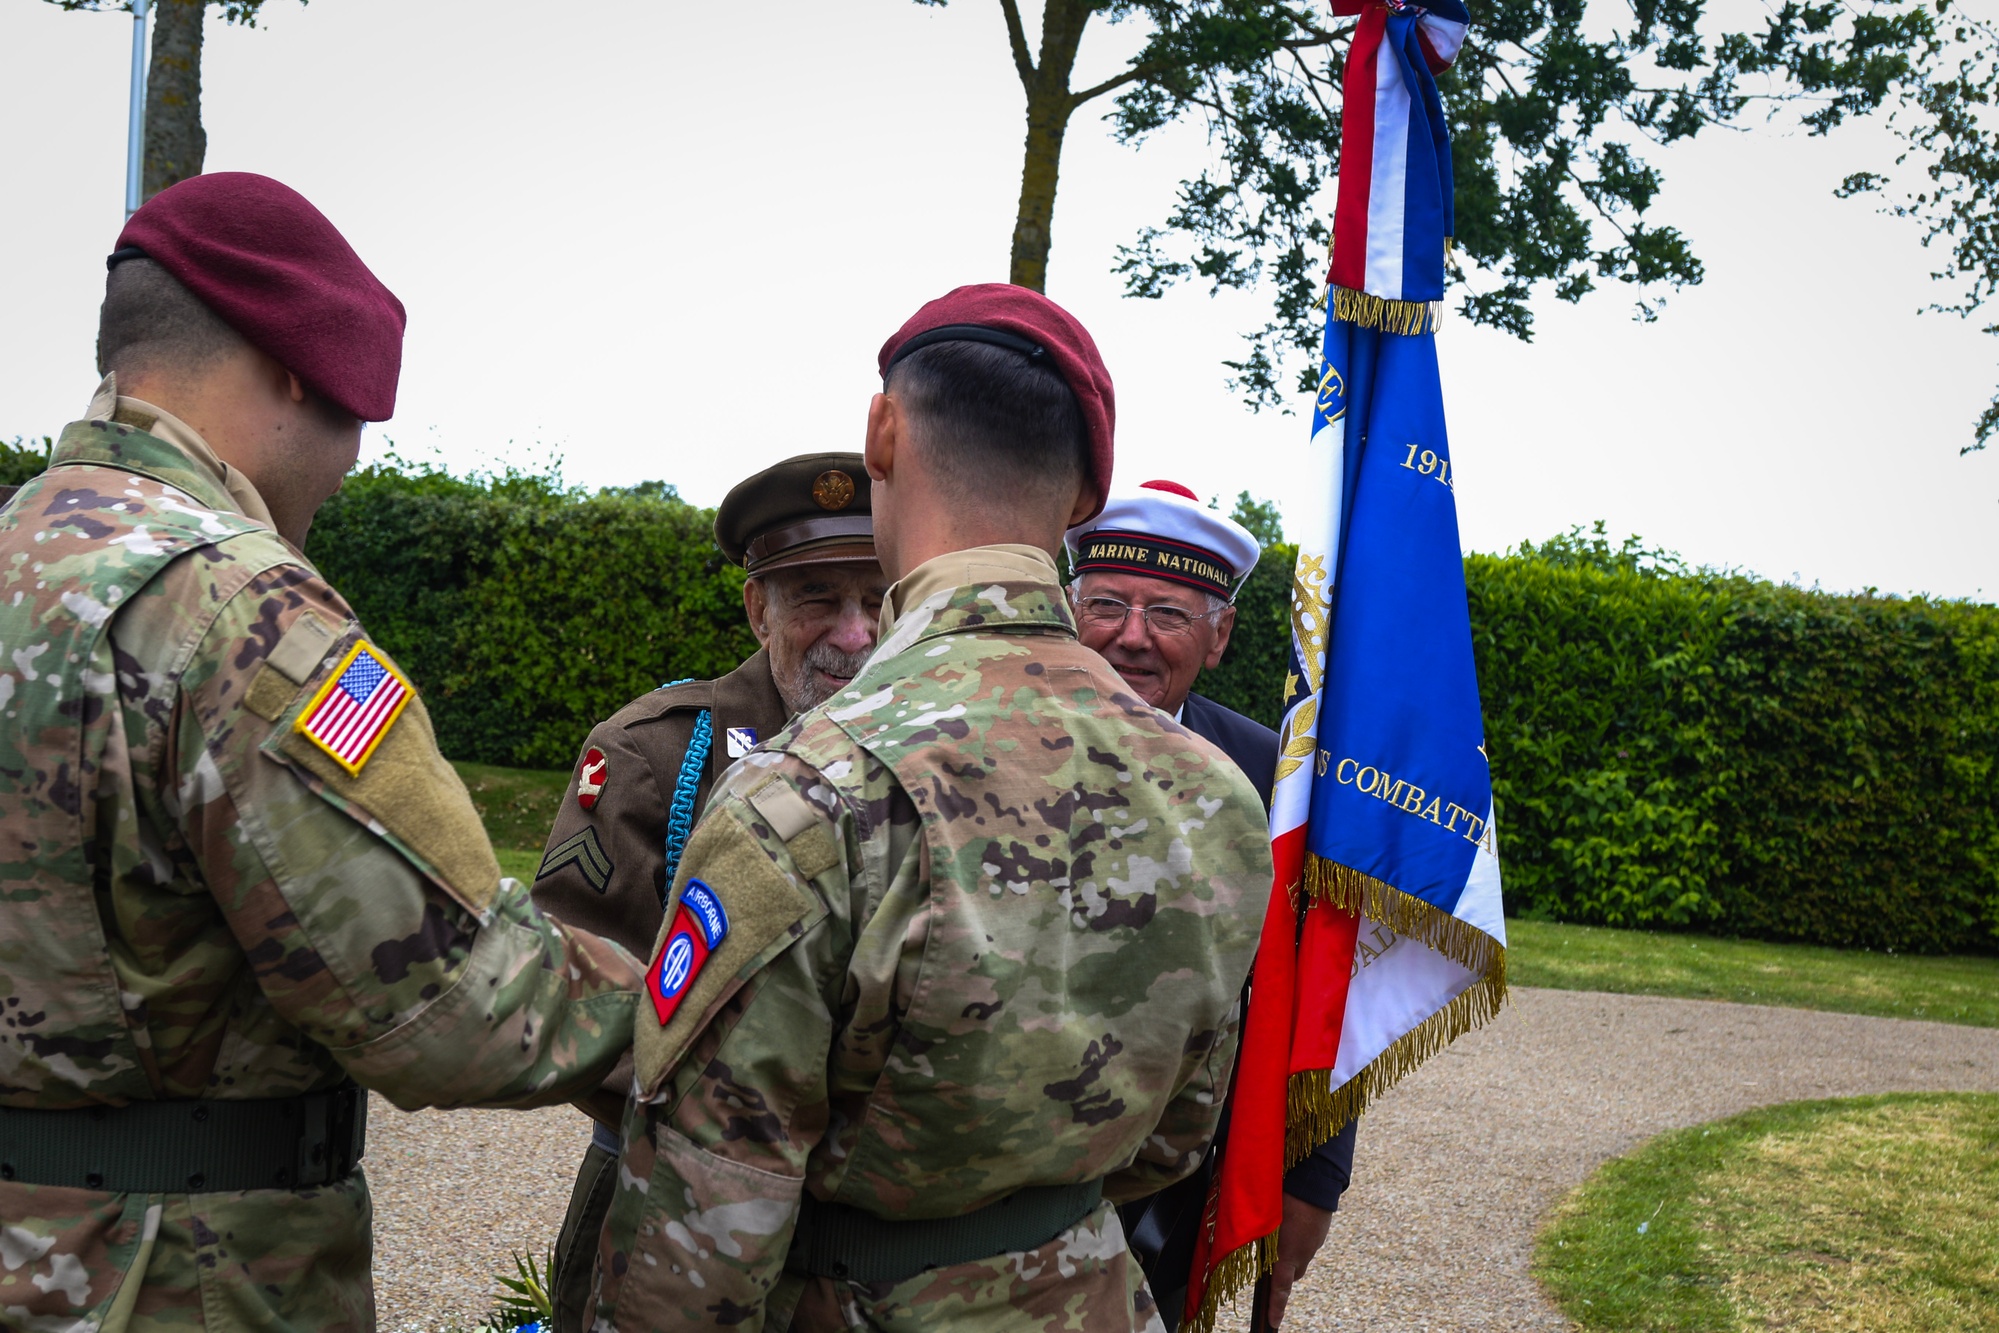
[1535,1093,1999,1332]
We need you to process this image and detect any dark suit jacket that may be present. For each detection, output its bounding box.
[1119,691,1357,1329]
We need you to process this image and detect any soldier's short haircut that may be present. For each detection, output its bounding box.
[97,257,248,379]
[885,340,1088,500]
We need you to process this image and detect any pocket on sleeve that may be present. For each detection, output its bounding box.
[603,1123,802,1330]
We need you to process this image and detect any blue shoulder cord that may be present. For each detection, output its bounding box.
[657,678,712,902]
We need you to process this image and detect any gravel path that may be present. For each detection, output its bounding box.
[367,1098,590,1333]
[362,988,1999,1332]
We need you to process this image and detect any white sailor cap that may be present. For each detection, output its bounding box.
[1064,479,1262,599]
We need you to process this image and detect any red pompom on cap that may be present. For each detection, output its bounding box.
[1139,479,1200,501]
[112,173,407,422]
[878,283,1115,521]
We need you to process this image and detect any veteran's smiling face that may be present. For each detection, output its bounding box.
[1071,570,1235,714]
[744,563,888,715]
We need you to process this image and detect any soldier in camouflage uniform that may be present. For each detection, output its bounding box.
[537,454,885,1333]
[585,285,1275,1332]
[0,173,640,1332]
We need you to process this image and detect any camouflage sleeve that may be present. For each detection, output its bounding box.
[169,562,642,1110]
[1102,992,1242,1204]
[596,752,867,1332]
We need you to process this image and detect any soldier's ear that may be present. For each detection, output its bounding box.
[1062,477,1101,529]
[863,393,898,482]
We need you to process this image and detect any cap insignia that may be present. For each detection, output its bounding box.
[812,470,857,511]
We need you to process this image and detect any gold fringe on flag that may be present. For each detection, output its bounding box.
[1184,1232,1279,1333]
[1331,285,1442,334]
[1288,855,1507,1161]
[1303,858,1504,980]
[1182,857,1507,1333]
[1285,968,1506,1164]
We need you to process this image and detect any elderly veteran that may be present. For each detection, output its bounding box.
[583,284,1274,1332]
[0,173,640,1332]
[533,452,886,1333]
[1066,479,1357,1330]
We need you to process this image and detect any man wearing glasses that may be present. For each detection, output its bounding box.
[1066,479,1355,1330]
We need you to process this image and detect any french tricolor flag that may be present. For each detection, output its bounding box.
[1182,2,1503,1328]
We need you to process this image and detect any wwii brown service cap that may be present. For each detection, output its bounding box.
[714,452,875,575]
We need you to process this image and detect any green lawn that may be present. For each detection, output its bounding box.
[451,759,567,882]
[1535,1093,1999,1333]
[1507,918,1999,1028]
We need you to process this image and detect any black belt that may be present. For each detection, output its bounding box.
[0,1083,365,1194]
[786,1179,1103,1286]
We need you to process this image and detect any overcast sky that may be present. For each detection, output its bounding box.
[3,0,1993,598]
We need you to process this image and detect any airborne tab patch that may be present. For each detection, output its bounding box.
[295,641,413,776]
[647,879,730,1026]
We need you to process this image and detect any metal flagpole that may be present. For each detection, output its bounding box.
[125,0,150,217]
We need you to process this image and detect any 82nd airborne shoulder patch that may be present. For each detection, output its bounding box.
[647,879,730,1026]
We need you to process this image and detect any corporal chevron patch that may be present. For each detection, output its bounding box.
[537,827,614,894]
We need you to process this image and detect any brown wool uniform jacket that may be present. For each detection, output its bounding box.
[532,649,790,1096]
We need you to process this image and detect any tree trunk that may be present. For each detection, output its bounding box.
[1008,0,1095,292]
[1011,90,1073,292]
[144,0,206,201]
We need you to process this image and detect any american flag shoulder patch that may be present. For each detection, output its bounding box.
[295,640,414,776]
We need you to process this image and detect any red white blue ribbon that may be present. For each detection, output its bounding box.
[1329,0,1468,308]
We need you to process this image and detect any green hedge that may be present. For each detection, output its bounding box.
[281,478,1999,954]
[1478,536,1999,953]
[1,437,51,486]
[13,443,1997,953]
[1222,526,1998,953]
[304,463,756,769]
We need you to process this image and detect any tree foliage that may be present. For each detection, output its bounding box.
[1836,8,1999,450]
[0,438,53,488]
[43,0,288,21]
[1222,488,1286,546]
[922,0,1999,448]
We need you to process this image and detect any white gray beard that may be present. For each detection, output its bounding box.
[779,641,874,714]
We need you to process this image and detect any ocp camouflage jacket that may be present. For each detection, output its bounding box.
[0,414,640,1332]
[589,554,1274,1333]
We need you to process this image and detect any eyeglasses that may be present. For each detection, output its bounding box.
[1073,595,1223,638]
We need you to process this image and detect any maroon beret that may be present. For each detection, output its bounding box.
[877,283,1114,521]
[112,172,406,422]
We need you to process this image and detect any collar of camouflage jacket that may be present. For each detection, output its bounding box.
[870,545,1077,664]
[880,543,1062,636]
[74,373,280,530]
